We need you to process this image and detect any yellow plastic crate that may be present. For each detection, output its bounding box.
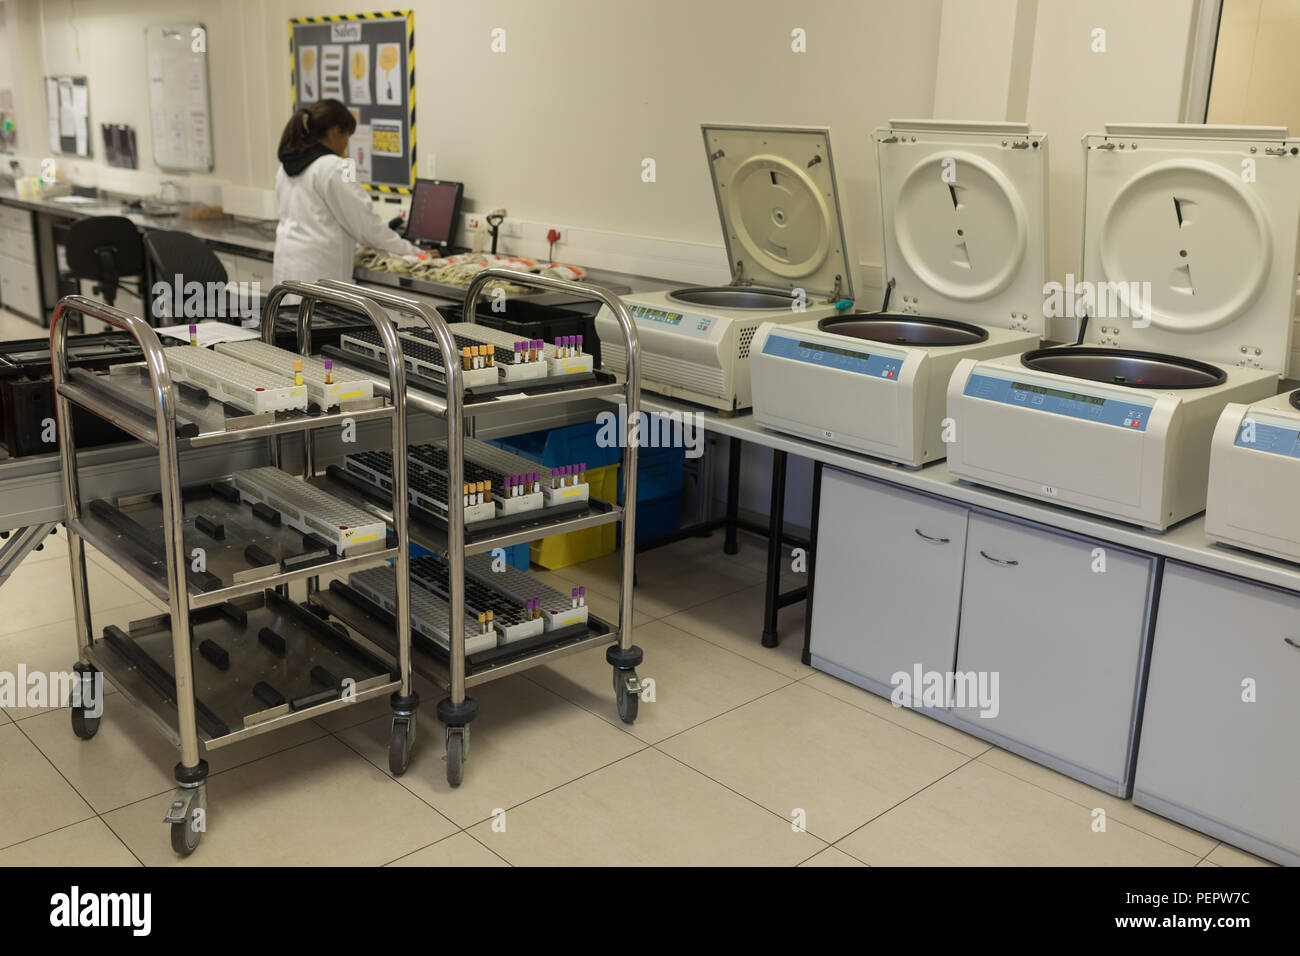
[530,463,619,569]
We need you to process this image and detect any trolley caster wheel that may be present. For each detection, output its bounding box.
[69,663,100,739]
[389,716,416,777]
[444,728,466,788]
[70,706,100,740]
[614,669,639,724]
[164,782,207,857]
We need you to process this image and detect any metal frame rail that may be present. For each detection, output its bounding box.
[311,269,643,785]
[50,286,415,855]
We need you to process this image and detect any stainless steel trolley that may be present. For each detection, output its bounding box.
[50,285,418,855]
[307,269,644,786]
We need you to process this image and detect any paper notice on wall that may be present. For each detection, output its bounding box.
[348,124,372,183]
[374,42,400,105]
[58,79,75,136]
[320,44,343,98]
[347,45,370,105]
[188,57,207,109]
[370,118,402,157]
[298,45,319,103]
[46,78,60,152]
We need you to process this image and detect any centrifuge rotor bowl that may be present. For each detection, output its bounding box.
[1020,346,1227,389]
[817,313,990,346]
[666,287,798,310]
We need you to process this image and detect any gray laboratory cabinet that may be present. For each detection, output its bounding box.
[1133,563,1300,866]
[809,469,969,701]
[809,468,1157,797]
[949,513,1156,796]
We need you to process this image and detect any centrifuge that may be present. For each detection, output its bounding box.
[596,123,857,413]
[751,120,1048,466]
[1205,390,1300,561]
[948,124,1300,531]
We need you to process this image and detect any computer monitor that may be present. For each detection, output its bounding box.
[404,179,463,250]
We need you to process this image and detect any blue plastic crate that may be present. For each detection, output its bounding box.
[618,491,683,546]
[617,444,685,503]
[487,420,621,470]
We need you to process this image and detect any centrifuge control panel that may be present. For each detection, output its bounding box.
[625,302,718,339]
[761,333,903,380]
[1235,418,1300,458]
[964,373,1152,431]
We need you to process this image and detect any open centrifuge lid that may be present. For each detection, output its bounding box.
[1079,124,1300,374]
[700,123,857,303]
[873,120,1048,336]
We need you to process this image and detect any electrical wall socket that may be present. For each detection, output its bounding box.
[499,219,522,238]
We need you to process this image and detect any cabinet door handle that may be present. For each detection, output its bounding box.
[914,528,950,544]
[979,550,1019,567]
[1285,637,1300,651]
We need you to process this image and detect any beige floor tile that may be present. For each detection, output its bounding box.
[977,746,1218,857]
[387,831,508,867]
[1205,842,1278,867]
[102,735,456,865]
[659,681,969,842]
[470,748,823,866]
[527,618,792,743]
[24,700,327,813]
[0,817,139,866]
[802,672,991,758]
[0,602,156,721]
[799,846,867,867]
[0,557,155,636]
[0,723,94,849]
[663,582,811,680]
[632,561,760,620]
[0,708,9,726]
[335,674,644,828]
[1196,859,1221,867]
[838,761,1201,866]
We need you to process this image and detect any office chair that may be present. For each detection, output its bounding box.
[64,216,144,309]
[142,228,252,324]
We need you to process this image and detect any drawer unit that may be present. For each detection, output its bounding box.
[0,251,42,319]
[809,469,969,704]
[1134,563,1300,866]
[950,513,1156,795]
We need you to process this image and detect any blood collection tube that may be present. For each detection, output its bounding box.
[293,359,304,386]
[188,324,198,346]
[324,358,333,385]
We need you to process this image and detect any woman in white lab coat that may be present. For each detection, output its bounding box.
[272,99,432,287]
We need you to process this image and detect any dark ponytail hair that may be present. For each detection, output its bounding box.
[278,98,356,153]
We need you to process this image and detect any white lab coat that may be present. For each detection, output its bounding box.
[272,153,418,288]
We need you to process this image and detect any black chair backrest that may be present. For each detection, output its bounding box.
[65,216,145,308]
[142,229,228,288]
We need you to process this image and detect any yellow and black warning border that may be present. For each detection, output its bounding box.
[289,10,415,194]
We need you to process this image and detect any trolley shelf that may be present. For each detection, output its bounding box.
[67,482,397,610]
[87,591,399,751]
[56,364,394,450]
[311,468,623,557]
[327,349,629,420]
[312,582,618,691]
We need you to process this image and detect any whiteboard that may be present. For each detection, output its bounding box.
[145,24,213,172]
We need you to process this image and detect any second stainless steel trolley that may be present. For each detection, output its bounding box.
[308,269,644,786]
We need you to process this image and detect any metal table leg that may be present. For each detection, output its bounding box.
[761,450,788,648]
[723,436,742,555]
